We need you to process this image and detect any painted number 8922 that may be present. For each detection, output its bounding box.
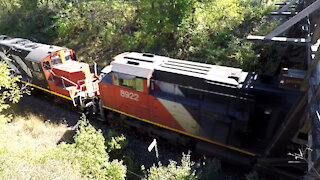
[120,90,139,101]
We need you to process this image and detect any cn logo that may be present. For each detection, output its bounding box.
[120,90,139,101]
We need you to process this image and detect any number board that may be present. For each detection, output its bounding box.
[120,90,139,101]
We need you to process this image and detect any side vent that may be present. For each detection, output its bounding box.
[127,61,140,65]
[31,44,40,49]
[15,40,30,45]
[124,56,153,63]
[25,44,40,49]
[228,76,239,82]
[142,53,154,57]
[0,35,10,41]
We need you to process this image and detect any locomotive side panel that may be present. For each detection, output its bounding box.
[100,71,151,120]
[150,80,202,135]
[150,79,252,148]
[150,97,185,131]
[99,52,262,157]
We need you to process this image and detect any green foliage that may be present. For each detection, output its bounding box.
[0,114,84,179]
[0,114,127,180]
[197,159,225,180]
[134,0,195,52]
[74,115,108,156]
[0,62,23,123]
[0,0,279,70]
[53,0,137,62]
[106,130,127,153]
[0,152,84,180]
[245,171,260,180]
[104,128,143,177]
[144,152,196,180]
[52,114,127,179]
[174,0,273,70]
[0,0,58,42]
[194,0,245,33]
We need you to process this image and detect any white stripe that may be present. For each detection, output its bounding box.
[158,98,202,135]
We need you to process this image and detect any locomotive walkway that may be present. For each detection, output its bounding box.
[248,0,320,178]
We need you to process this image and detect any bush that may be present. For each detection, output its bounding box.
[0,0,279,71]
[0,62,24,123]
[144,152,196,180]
[0,114,127,180]
[0,114,83,180]
[245,171,260,180]
[197,159,225,180]
[49,114,127,179]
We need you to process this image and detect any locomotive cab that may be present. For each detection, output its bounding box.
[99,52,160,120]
[0,35,99,107]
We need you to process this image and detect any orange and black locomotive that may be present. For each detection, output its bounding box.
[0,36,302,165]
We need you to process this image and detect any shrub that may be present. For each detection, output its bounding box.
[144,152,196,180]
[197,159,225,180]
[0,114,127,180]
[50,114,127,180]
[0,62,24,123]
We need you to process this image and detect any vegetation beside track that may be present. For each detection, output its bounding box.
[0,112,202,179]
[0,0,279,72]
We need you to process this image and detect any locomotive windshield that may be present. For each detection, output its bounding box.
[113,72,144,92]
[51,55,62,65]
[64,51,72,61]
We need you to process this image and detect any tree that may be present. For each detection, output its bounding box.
[0,61,23,122]
[144,152,196,180]
[135,0,195,53]
[55,114,127,179]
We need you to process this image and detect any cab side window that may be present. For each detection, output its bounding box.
[113,72,144,92]
[31,62,41,72]
[51,55,62,65]
[64,51,72,61]
[43,61,51,70]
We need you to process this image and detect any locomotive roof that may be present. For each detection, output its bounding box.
[156,58,248,86]
[110,52,163,78]
[112,52,248,86]
[0,35,65,63]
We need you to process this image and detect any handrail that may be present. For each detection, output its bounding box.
[94,62,98,77]
[50,70,98,101]
[77,79,85,91]
[61,76,78,87]
[78,77,99,92]
[50,70,78,89]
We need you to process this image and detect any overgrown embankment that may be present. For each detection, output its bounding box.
[0,0,279,72]
[0,114,127,179]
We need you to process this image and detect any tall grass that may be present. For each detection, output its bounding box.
[0,114,83,179]
[0,113,126,180]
